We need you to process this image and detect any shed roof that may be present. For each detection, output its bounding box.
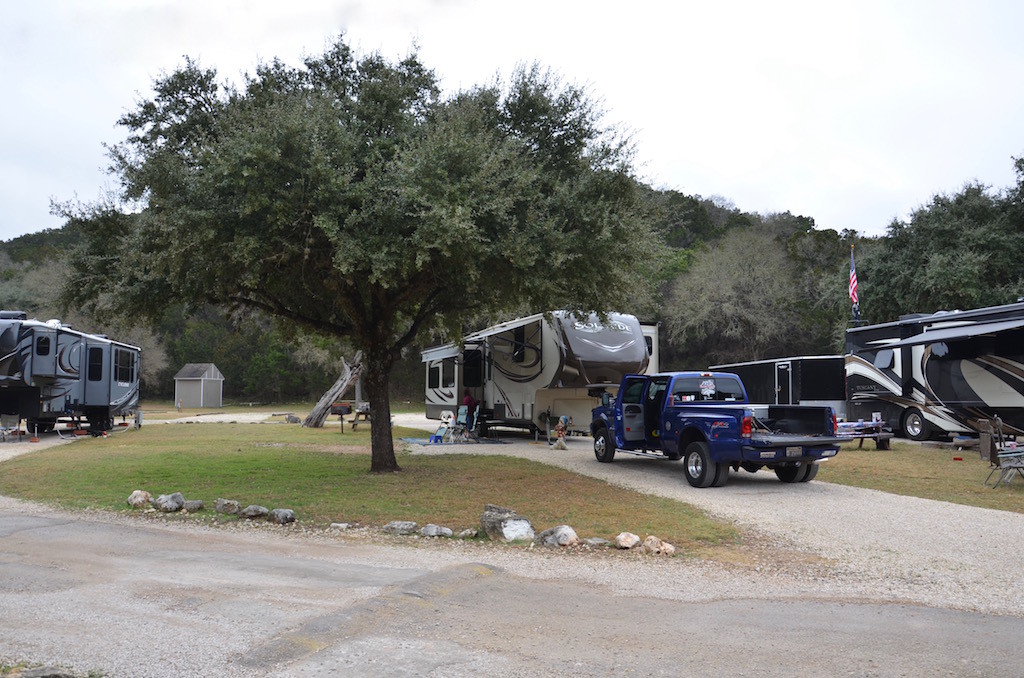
[174,363,223,380]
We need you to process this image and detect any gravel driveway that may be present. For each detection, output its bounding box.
[405,430,1024,618]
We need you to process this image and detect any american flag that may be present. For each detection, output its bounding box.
[849,245,859,304]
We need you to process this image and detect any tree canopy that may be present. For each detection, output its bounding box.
[857,157,1024,322]
[63,37,660,471]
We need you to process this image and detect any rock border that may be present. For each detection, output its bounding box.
[127,490,677,555]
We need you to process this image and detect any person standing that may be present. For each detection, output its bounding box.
[462,389,477,428]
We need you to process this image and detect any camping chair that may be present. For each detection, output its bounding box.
[448,405,468,442]
[984,417,1024,487]
[461,405,482,442]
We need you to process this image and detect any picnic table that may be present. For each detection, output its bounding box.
[837,421,893,450]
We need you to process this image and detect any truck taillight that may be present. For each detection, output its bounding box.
[741,415,753,438]
[831,412,837,435]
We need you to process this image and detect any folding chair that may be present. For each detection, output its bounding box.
[449,405,468,442]
[984,417,1024,487]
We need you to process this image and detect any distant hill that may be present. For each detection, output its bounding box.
[1,223,80,264]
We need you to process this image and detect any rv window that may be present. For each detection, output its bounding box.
[442,358,455,388]
[428,363,440,389]
[462,349,483,387]
[644,336,653,356]
[115,348,134,383]
[88,347,103,381]
[36,336,50,356]
[873,349,894,369]
[512,326,526,363]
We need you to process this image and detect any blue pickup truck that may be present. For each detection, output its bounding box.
[590,371,842,487]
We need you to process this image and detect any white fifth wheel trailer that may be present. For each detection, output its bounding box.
[422,311,658,435]
[0,311,141,432]
[846,301,1024,440]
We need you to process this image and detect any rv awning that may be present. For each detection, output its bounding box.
[420,344,460,363]
[886,318,1024,347]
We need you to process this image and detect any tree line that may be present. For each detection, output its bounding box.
[5,155,1021,399]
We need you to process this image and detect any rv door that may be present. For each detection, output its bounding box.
[84,343,111,407]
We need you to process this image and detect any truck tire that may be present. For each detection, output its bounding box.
[775,465,803,483]
[800,463,819,482]
[593,426,615,463]
[684,441,715,488]
[901,408,929,441]
[711,462,730,487]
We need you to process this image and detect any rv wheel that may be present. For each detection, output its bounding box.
[593,426,615,463]
[901,408,930,441]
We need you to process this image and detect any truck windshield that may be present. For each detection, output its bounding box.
[671,376,744,402]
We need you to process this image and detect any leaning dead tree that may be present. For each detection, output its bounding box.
[302,351,363,428]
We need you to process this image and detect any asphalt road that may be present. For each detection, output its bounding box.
[2,495,1024,677]
[3,421,1024,676]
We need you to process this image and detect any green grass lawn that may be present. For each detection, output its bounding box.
[818,440,1024,513]
[0,422,737,551]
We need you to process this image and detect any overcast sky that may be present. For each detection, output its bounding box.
[2,0,1023,242]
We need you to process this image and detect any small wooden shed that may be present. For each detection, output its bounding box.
[174,363,224,408]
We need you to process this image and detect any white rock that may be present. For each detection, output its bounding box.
[383,520,418,535]
[127,490,152,508]
[420,524,454,538]
[641,535,664,554]
[154,492,185,513]
[536,525,580,547]
[615,532,641,549]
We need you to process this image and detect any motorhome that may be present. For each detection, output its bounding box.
[709,355,847,420]
[422,311,658,435]
[0,312,141,432]
[846,302,1024,439]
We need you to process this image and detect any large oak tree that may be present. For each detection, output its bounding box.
[63,38,659,471]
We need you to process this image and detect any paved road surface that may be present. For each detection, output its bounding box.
[2,419,1024,675]
[2,497,1023,677]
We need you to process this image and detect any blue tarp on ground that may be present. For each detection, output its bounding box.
[400,437,506,446]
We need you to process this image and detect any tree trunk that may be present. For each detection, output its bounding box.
[364,346,399,473]
[302,352,362,428]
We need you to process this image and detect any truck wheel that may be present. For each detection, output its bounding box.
[800,463,819,482]
[901,408,929,441]
[711,462,730,487]
[775,465,803,483]
[684,441,715,488]
[593,426,615,463]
